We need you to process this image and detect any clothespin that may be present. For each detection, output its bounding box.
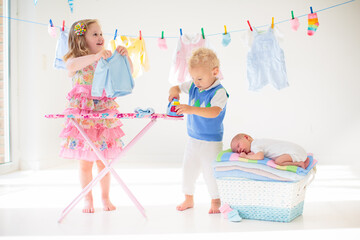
[201,27,205,39]
[114,29,118,40]
[180,28,183,36]
[247,20,253,31]
[224,25,227,35]
[110,29,117,52]
[49,19,53,27]
[310,6,313,13]
[291,10,294,19]
[161,31,164,39]
[139,30,142,40]
[271,17,274,29]
[62,20,65,31]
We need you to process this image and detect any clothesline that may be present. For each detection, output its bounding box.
[0,0,355,39]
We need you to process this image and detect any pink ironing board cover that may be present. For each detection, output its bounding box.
[45,113,176,119]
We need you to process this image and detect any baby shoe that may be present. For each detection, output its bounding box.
[219,203,233,219]
[227,210,242,222]
[134,107,155,118]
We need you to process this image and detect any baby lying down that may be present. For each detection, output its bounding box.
[231,133,309,169]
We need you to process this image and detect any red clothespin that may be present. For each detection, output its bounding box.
[139,30,142,40]
[62,20,65,31]
[247,20,253,31]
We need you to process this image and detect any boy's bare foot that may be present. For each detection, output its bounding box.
[209,198,221,214]
[83,197,95,213]
[176,195,194,211]
[102,198,116,211]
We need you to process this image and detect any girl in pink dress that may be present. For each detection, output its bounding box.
[60,19,133,213]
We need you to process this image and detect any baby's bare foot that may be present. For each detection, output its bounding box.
[209,198,221,214]
[176,196,194,211]
[102,198,116,211]
[83,197,94,213]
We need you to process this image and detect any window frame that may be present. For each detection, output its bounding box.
[0,0,17,174]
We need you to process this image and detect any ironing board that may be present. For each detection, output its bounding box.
[45,112,182,222]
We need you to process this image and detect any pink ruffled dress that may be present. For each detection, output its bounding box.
[59,62,125,162]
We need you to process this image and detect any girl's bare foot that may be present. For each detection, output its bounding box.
[176,195,194,211]
[83,197,94,213]
[102,198,116,211]
[209,198,221,214]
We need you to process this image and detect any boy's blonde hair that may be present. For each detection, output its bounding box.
[188,48,220,70]
[63,19,99,61]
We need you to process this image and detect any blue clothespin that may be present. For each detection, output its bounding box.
[68,0,74,13]
[114,29,117,40]
[310,6,313,13]
[49,19,53,27]
[180,28,183,36]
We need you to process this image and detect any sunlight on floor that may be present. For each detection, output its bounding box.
[0,162,359,239]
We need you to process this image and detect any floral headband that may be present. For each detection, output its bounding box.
[74,22,86,36]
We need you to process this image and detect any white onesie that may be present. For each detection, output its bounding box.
[251,138,307,163]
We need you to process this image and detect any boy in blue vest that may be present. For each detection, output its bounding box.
[168,48,228,214]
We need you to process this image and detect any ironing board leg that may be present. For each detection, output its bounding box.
[58,167,111,223]
[58,118,156,222]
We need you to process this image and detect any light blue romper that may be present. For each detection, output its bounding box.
[247,27,288,91]
[91,51,134,98]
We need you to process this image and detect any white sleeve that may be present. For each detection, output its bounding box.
[179,81,193,94]
[210,88,228,109]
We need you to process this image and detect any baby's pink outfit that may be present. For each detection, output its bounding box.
[59,62,125,162]
[168,33,223,85]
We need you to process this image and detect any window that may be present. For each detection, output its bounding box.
[0,0,10,167]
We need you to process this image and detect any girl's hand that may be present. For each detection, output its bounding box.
[175,104,194,115]
[96,49,112,60]
[116,46,129,56]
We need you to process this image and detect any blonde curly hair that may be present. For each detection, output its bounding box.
[188,48,220,70]
[63,19,99,61]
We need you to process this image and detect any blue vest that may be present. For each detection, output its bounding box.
[187,83,228,141]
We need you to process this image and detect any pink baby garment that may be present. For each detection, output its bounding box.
[168,34,223,85]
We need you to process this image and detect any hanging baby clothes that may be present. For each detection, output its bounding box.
[120,36,149,79]
[246,27,288,91]
[168,33,223,85]
[91,51,134,98]
[54,30,69,70]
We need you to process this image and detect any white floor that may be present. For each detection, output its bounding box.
[0,161,360,240]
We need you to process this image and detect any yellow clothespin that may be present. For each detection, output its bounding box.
[224,25,227,35]
[271,17,274,29]
[110,29,117,52]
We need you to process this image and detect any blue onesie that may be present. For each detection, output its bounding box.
[92,51,134,98]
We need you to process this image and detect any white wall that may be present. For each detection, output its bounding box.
[9,0,360,170]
